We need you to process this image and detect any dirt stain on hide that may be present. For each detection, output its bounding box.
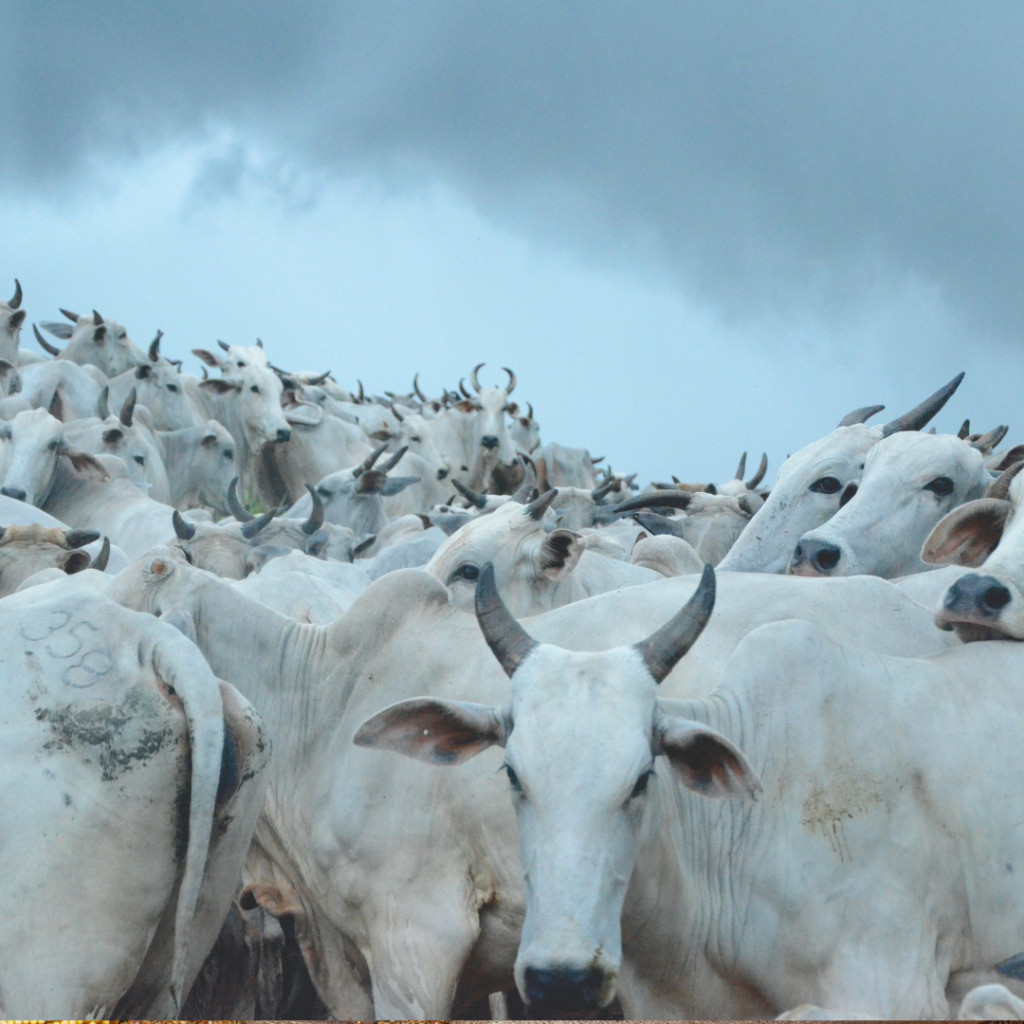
[800,770,894,862]
[34,688,175,781]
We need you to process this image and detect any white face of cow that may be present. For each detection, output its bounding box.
[200,362,292,449]
[355,565,760,1015]
[718,424,881,573]
[789,432,991,579]
[62,312,146,377]
[127,361,196,430]
[924,466,1024,641]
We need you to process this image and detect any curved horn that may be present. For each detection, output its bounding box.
[310,370,331,386]
[971,424,1009,452]
[524,487,558,520]
[217,339,231,353]
[172,510,197,540]
[613,490,693,515]
[745,452,768,490]
[356,379,365,402]
[452,477,489,509]
[227,477,253,521]
[987,459,1024,501]
[90,535,111,572]
[733,451,747,481]
[459,377,472,399]
[119,387,136,428]
[526,401,534,420]
[240,509,275,539]
[64,529,101,549]
[413,372,428,403]
[380,445,408,474]
[390,402,404,423]
[474,562,538,678]
[591,478,618,502]
[97,385,110,421]
[881,373,964,437]
[59,308,80,323]
[355,442,389,477]
[148,329,163,362]
[502,366,516,395]
[958,419,971,440]
[634,563,716,684]
[8,279,21,309]
[470,362,484,393]
[92,309,103,326]
[837,404,885,428]
[33,323,63,357]
[302,483,325,535]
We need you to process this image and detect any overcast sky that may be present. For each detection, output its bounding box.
[5,2,1023,484]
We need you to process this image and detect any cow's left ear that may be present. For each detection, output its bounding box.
[922,498,1010,567]
[537,528,584,581]
[355,697,508,765]
[58,443,110,481]
[655,707,762,800]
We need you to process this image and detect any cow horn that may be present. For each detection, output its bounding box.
[380,445,408,474]
[958,419,971,440]
[354,442,388,477]
[503,367,516,395]
[634,563,716,684]
[452,478,489,509]
[613,490,693,515]
[8,279,21,309]
[745,452,768,490]
[60,308,80,323]
[591,478,617,502]
[227,477,254,521]
[217,339,231,353]
[881,373,964,437]
[459,377,472,399]
[356,379,365,402]
[733,451,747,481]
[240,509,275,539]
[971,424,1010,452]
[837,404,885,428]
[390,402,404,423]
[149,330,163,362]
[172,510,197,540]
[310,370,331,386]
[413,372,428,403]
[474,562,538,678]
[97,386,110,420]
[33,323,62,356]
[526,401,534,420]
[302,483,325,534]
[64,529,100,549]
[92,309,103,325]
[524,488,557,520]
[90,536,111,572]
[470,362,484,393]
[119,387,136,428]
[987,460,1024,501]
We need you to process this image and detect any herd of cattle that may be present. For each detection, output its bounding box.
[7,278,1024,1020]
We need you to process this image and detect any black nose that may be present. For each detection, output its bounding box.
[523,965,608,1013]
[944,574,1012,616]
[481,434,499,450]
[1,486,26,501]
[275,427,291,444]
[437,467,448,480]
[793,538,842,574]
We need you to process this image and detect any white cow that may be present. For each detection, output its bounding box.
[1,278,25,365]
[35,308,147,376]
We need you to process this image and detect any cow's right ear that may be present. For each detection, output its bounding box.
[537,528,584,581]
[58,444,110,481]
[354,697,508,765]
[192,348,224,369]
[921,498,1011,567]
[199,378,242,395]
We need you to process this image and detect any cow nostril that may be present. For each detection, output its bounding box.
[437,467,448,480]
[813,544,841,572]
[792,542,805,564]
[1,486,26,502]
[523,965,607,1011]
[983,583,1012,610]
[275,428,291,444]
[481,435,499,449]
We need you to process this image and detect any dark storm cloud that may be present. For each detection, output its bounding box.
[8,1,1024,337]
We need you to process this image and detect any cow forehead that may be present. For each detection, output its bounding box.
[775,424,879,485]
[863,430,982,476]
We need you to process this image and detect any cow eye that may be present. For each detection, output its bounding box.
[451,563,480,583]
[224,449,234,460]
[237,360,247,368]
[133,455,146,466]
[250,385,260,394]
[180,545,195,565]
[629,769,654,801]
[167,383,178,393]
[410,435,421,442]
[925,476,955,496]
[317,485,332,498]
[47,438,60,451]
[502,763,523,793]
[810,476,842,494]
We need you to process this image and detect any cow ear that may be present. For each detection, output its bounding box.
[655,709,762,800]
[192,348,223,368]
[93,325,107,345]
[200,378,242,395]
[159,607,198,645]
[921,498,1011,567]
[284,403,323,426]
[379,475,420,496]
[537,528,584,581]
[62,550,92,575]
[200,432,219,448]
[61,446,110,481]
[135,364,153,379]
[354,697,508,765]
[102,428,124,446]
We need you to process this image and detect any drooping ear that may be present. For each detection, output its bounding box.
[199,377,242,395]
[379,474,420,496]
[921,498,1011,567]
[536,528,585,581]
[354,697,508,765]
[58,444,110,481]
[655,710,762,800]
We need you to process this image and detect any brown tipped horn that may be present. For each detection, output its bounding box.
[64,529,101,549]
[987,459,1024,501]
[59,308,80,323]
[9,279,21,309]
[119,387,136,428]
[837,404,885,428]
[613,490,693,515]
[217,339,231,353]
[745,452,768,490]
[634,563,716,684]
[227,477,253,521]
[240,508,275,539]
[172,509,197,540]
[452,477,489,509]
[470,362,484,393]
[733,451,747,481]
[97,385,110,420]
[413,372,428,403]
[92,309,103,326]
[90,535,111,572]
[881,373,964,437]
[502,366,516,395]
[474,562,538,678]
[302,483,325,535]
[379,445,408,474]
[958,419,971,440]
[524,487,557,520]
[148,329,163,362]
[34,323,63,357]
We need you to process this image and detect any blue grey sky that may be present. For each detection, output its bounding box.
[5,2,1021,484]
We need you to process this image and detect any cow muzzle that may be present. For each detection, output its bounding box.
[521,963,615,1014]
[788,537,842,576]
[934,573,1015,642]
